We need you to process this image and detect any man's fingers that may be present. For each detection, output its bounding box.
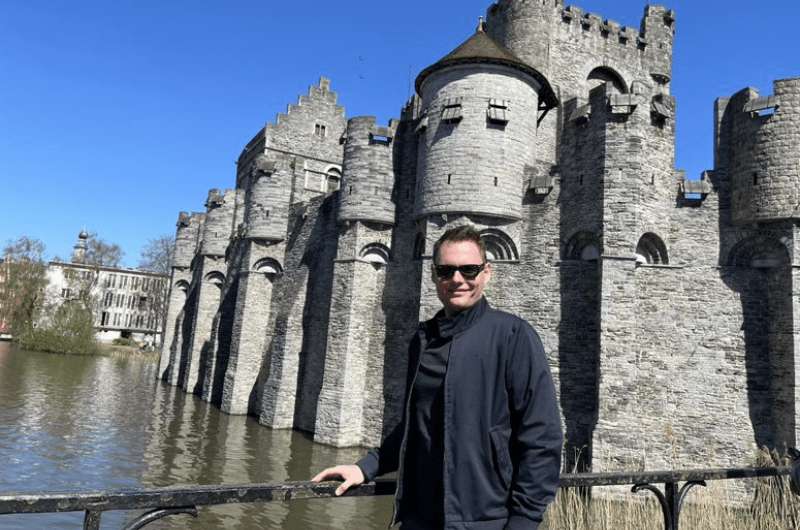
[335,479,354,496]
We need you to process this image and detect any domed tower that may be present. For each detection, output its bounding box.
[70,229,89,264]
[338,116,398,225]
[414,20,558,222]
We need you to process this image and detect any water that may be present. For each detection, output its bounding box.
[0,343,393,529]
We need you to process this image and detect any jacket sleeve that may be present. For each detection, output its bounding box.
[355,330,421,482]
[504,322,563,530]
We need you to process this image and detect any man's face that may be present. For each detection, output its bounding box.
[433,240,492,316]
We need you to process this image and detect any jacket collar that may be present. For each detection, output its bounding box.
[424,296,489,340]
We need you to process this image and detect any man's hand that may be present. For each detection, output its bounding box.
[311,465,366,496]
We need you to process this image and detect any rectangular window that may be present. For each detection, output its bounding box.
[111,274,117,288]
[143,278,150,291]
[487,99,510,124]
[101,312,109,326]
[61,288,70,298]
[441,98,463,123]
[314,123,327,138]
[133,277,140,290]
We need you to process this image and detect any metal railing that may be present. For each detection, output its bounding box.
[0,465,794,530]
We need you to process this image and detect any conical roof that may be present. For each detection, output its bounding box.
[415,21,558,110]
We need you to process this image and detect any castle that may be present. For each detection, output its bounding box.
[157,0,800,473]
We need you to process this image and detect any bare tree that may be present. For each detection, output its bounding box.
[0,237,48,336]
[138,234,175,274]
[85,232,124,267]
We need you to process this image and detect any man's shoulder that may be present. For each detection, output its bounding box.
[483,305,544,351]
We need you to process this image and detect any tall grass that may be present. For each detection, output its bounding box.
[542,452,799,530]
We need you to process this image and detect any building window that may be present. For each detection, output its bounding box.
[326,168,342,193]
[61,288,71,299]
[487,99,510,124]
[101,312,109,326]
[441,98,463,123]
[314,123,327,138]
[104,291,113,307]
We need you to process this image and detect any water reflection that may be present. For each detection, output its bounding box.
[0,345,392,529]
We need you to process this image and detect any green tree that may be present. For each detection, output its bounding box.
[0,237,48,336]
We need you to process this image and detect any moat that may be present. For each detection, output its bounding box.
[0,343,392,529]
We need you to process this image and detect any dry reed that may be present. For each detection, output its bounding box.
[541,452,799,530]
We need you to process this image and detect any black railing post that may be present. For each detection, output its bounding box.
[83,509,101,530]
[665,482,679,530]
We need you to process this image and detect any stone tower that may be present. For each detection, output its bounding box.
[413,20,558,317]
[70,229,89,264]
[314,116,399,446]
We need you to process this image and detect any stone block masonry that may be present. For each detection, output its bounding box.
[159,1,800,477]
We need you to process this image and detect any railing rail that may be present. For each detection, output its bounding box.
[0,465,794,530]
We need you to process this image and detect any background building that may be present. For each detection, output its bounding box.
[45,231,168,347]
[159,0,800,474]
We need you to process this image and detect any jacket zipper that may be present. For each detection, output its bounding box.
[441,336,455,529]
[389,329,425,528]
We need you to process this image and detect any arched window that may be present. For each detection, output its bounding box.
[635,233,669,265]
[479,229,519,262]
[587,67,627,94]
[326,167,342,193]
[563,231,600,261]
[727,236,790,268]
[359,243,390,266]
[175,280,190,294]
[203,271,225,287]
[254,258,283,279]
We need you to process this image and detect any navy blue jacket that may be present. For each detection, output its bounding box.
[357,297,563,530]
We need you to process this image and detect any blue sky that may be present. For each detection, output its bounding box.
[1,0,797,265]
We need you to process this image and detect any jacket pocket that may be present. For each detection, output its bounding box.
[489,426,513,491]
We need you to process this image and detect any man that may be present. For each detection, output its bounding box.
[312,226,562,529]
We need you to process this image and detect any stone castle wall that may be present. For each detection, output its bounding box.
[158,1,800,472]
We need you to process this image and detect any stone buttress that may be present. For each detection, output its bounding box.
[179,189,236,395]
[219,155,292,415]
[159,211,204,384]
[313,116,398,446]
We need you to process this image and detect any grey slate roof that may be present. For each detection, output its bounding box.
[415,24,559,110]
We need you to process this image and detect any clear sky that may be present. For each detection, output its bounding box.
[1,0,797,265]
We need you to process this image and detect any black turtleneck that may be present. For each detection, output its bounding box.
[402,298,486,527]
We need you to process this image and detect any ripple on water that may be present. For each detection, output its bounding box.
[0,347,394,529]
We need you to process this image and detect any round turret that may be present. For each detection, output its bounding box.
[243,156,293,240]
[414,23,556,221]
[485,0,563,77]
[200,189,235,256]
[338,116,397,225]
[729,78,800,223]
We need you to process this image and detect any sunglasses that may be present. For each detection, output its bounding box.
[434,263,486,280]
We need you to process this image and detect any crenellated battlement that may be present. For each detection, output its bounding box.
[341,116,399,147]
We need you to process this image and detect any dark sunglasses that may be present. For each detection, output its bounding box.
[434,263,486,280]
